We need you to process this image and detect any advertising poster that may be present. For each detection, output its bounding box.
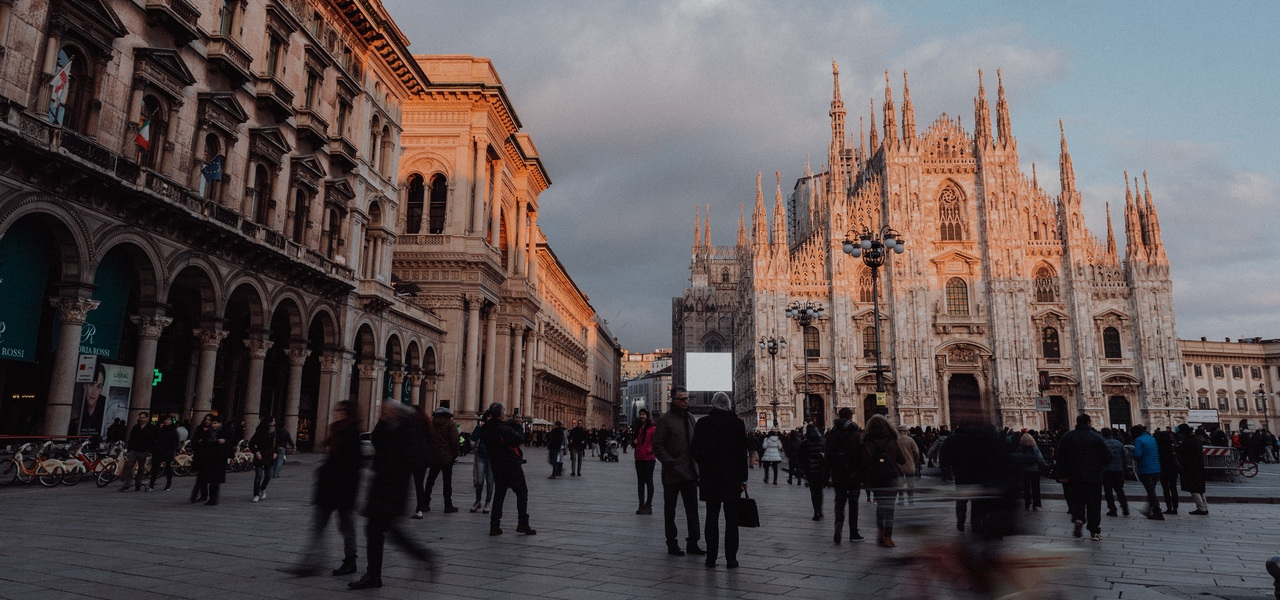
[75,363,133,437]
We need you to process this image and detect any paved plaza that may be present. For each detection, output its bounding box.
[2,452,1278,599]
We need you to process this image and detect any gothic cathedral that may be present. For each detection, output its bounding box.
[674,65,1186,432]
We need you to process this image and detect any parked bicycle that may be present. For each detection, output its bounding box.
[3,443,63,487]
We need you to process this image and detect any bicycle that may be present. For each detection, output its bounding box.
[1237,457,1259,478]
[38,440,87,486]
[3,443,64,487]
[95,442,127,488]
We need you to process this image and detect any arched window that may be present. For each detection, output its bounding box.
[721,268,730,283]
[862,326,877,359]
[428,174,448,233]
[368,116,380,169]
[945,278,969,316]
[1102,327,1122,359]
[804,326,820,358]
[1034,267,1057,302]
[405,174,424,234]
[291,189,308,243]
[858,269,874,303]
[250,164,272,225]
[1042,327,1061,359]
[137,95,166,169]
[705,338,722,353]
[200,133,222,200]
[54,46,93,134]
[939,186,964,241]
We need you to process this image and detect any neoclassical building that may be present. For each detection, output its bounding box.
[1180,337,1280,432]
[675,65,1186,432]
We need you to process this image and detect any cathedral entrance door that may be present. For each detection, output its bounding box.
[946,373,982,425]
[1108,396,1132,429]
[806,394,826,430]
[1048,396,1070,432]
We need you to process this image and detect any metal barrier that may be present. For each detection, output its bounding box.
[1202,445,1238,473]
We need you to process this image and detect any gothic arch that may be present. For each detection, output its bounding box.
[934,179,969,242]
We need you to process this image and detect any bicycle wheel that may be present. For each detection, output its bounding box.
[96,460,118,487]
[39,465,63,487]
[62,465,85,486]
[2,459,20,484]
[14,457,36,484]
[1241,461,1259,478]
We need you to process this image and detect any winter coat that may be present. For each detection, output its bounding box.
[632,422,656,461]
[480,417,526,474]
[823,420,865,488]
[690,408,747,503]
[428,415,459,467]
[153,424,180,455]
[862,434,904,488]
[363,416,414,519]
[897,435,922,476]
[568,426,589,450]
[1103,438,1128,473]
[1176,435,1206,493]
[249,428,279,467]
[798,429,825,480]
[760,435,783,463]
[653,408,698,486]
[1055,426,1111,484]
[127,423,158,453]
[1156,435,1179,476]
[1013,444,1047,474]
[193,424,228,485]
[1130,432,1161,475]
[315,417,362,511]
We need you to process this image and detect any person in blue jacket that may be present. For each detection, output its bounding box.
[1129,424,1163,520]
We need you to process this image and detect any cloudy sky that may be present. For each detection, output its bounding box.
[384,1,1280,353]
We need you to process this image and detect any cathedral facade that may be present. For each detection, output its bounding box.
[674,65,1186,432]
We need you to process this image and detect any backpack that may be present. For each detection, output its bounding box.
[871,441,898,485]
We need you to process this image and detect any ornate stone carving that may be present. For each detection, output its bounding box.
[243,337,274,359]
[51,297,101,325]
[356,363,379,379]
[388,370,405,384]
[192,328,229,350]
[318,354,343,371]
[285,346,312,366]
[130,314,173,339]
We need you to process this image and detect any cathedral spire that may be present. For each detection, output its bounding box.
[737,203,747,248]
[772,171,788,249]
[901,70,916,143]
[1032,163,1038,191]
[1123,171,1147,260]
[830,61,846,152]
[752,172,768,247]
[858,116,866,161]
[868,99,879,154]
[1141,171,1168,263]
[704,203,712,249]
[882,70,897,146]
[995,69,1013,149]
[974,70,992,148]
[1058,120,1076,195]
[693,205,702,252]
[1105,201,1118,258]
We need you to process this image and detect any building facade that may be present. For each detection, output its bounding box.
[675,65,1186,433]
[1180,337,1280,432]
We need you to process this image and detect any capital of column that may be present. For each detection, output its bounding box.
[130,314,173,339]
[192,328,229,350]
[463,293,485,307]
[389,370,405,384]
[51,297,100,325]
[356,362,379,379]
[318,353,343,371]
[285,345,312,367]
[243,337,274,359]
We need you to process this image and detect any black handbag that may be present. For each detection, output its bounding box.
[738,490,760,528]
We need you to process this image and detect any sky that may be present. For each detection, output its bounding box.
[383,1,1280,353]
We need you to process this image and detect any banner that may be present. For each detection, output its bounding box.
[48,59,72,125]
[73,363,132,436]
[0,227,52,362]
[53,251,131,359]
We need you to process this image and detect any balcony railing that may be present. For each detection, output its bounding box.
[397,234,447,246]
[206,35,253,85]
[328,135,358,170]
[294,108,329,145]
[145,0,201,46]
[255,75,295,118]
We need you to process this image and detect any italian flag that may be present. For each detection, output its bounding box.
[134,114,152,150]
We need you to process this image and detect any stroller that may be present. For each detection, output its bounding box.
[599,440,620,462]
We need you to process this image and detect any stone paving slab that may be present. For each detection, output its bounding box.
[2,453,1278,599]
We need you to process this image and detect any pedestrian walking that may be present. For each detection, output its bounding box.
[799,423,826,519]
[1175,424,1209,515]
[272,425,293,478]
[1129,424,1163,520]
[289,400,362,578]
[824,408,865,543]
[862,414,904,547]
[747,432,762,469]
[760,430,783,484]
[895,424,921,505]
[1014,433,1047,511]
[568,420,588,476]
[547,421,565,479]
[410,409,433,519]
[470,413,495,514]
[653,386,704,557]
[119,412,155,492]
[421,405,460,513]
[1101,428,1130,517]
[147,415,179,492]
[349,400,434,589]
[633,408,657,515]
[249,417,280,502]
[478,402,536,536]
[691,392,747,569]
[190,414,228,505]
[1155,430,1179,515]
[1055,414,1111,540]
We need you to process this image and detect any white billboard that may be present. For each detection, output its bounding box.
[685,352,733,392]
[1187,409,1218,424]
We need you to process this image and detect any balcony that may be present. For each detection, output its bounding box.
[146,0,201,47]
[206,35,253,86]
[328,135,358,171]
[294,108,329,147]
[255,75,295,120]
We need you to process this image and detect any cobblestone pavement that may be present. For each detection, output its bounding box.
[2,453,1277,599]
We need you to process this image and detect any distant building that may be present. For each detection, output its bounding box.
[1180,337,1280,432]
[624,365,672,426]
[621,348,672,380]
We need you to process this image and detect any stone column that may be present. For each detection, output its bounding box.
[526,211,539,282]
[240,334,273,429]
[509,325,523,409]
[408,372,422,408]
[191,327,229,420]
[463,294,483,415]
[283,344,312,440]
[388,369,405,405]
[128,314,172,423]
[523,329,536,417]
[513,201,525,276]
[482,307,498,409]
[356,361,378,426]
[44,297,99,436]
[495,324,511,403]
[472,138,486,233]
[313,353,342,449]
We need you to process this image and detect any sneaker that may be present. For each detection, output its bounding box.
[1090,532,1102,541]
[260,491,266,500]
[412,511,424,519]
[144,486,154,493]
[164,485,171,491]
[850,532,865,542]
[253,495,260,502]
[470,501,482,513]
[1106,509,1117,517]
[482,502,490,514]
[1072,520,1083,538]
[443,505,459,513]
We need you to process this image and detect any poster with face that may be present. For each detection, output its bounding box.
[76,364,108,436]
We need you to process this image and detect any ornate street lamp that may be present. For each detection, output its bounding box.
[842,225,905,417]
[759,336,786,428]
[786,300,824,426]
[1255,385,1270,431]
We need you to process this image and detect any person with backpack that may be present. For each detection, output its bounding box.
[862,414,905,547]
[1101,428,1129,516]
[824,408,865,543]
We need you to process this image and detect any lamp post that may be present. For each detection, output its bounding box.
[759,336,786,429]
[1256,385,1269,431]
[785,300,824,426]
[842,225,905,417]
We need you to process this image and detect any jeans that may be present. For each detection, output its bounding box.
[635,459,655,507]
[120,449,148,489]
[491,467,529,527]
[273,446,286,478]
[663,480,700,546]
[1138,472,1162,515]
[253,463,273,496]
[1066,480,1103,535]
[1102,471,1128,512]
[761,461,779,484]
[1021,471,1042,509]
[473,454,494,505]
[873,488,896,538]
[833,483,861,537]
[425,463,454,507]
[570,447,585,475]
[808,473,824,515]
[1159,471,1179,511]
[148,452,174,489]
[704,500,739,564]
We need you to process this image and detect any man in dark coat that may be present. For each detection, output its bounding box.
[1055,413,1112,540]
[546,421,565,478]
[421,406,460,513]
[479,402,536,536]
[653,386,704,557]
[824,408,866,543]
[148,415,180,492]
[568,420,589,476]
[691,392,747,569]
[1176,424,1209,515]
[291,400,363,577]
[190,414,228,505]
[349,400,433,589]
